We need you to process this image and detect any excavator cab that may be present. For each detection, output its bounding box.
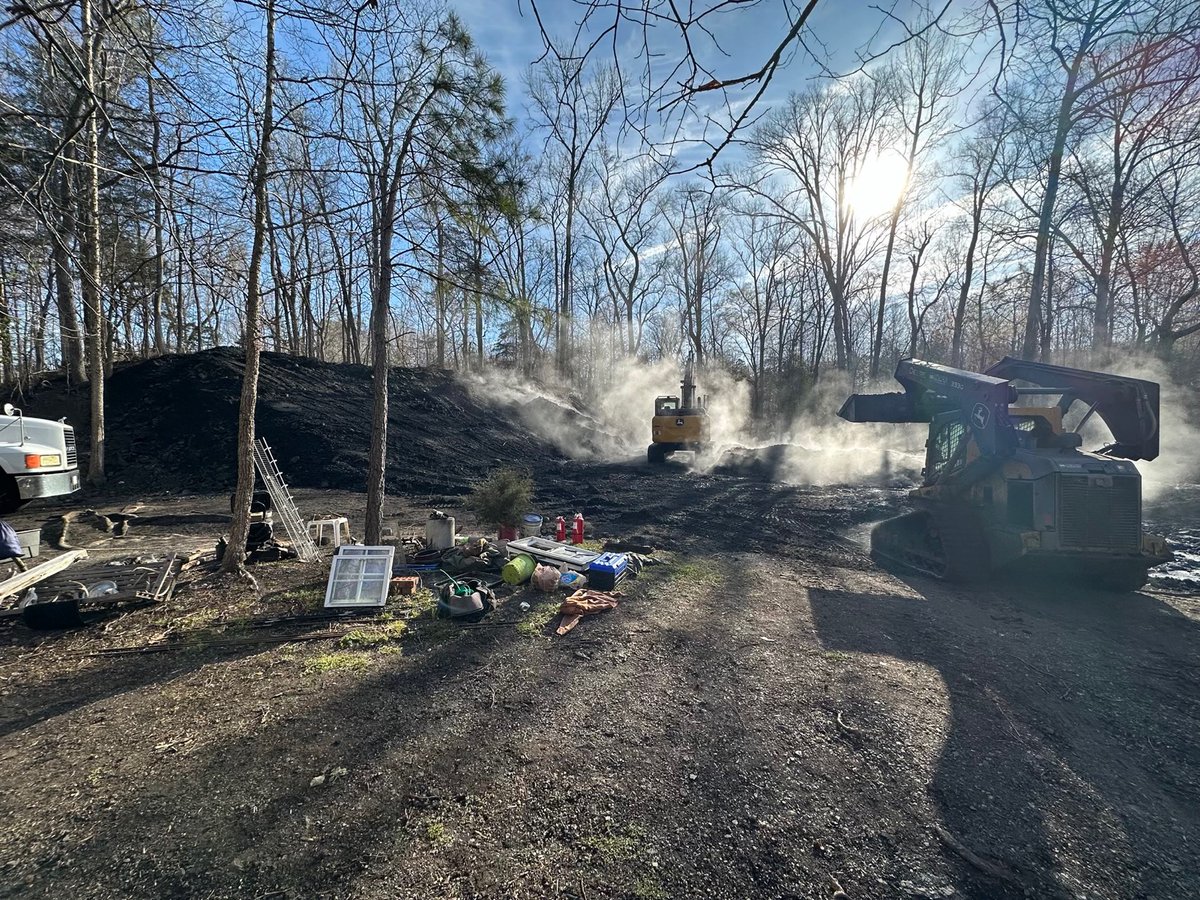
[841,357,1172,590]
[654,396,680,416]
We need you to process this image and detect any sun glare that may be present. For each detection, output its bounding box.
[846,152,910,219]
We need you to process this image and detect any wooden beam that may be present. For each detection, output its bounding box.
[0,550,89,601]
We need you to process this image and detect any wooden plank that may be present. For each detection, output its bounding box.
[0,550,89,601]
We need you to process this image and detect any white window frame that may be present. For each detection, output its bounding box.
[324,545,395,608]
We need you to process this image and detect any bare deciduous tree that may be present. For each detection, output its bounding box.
[1010,0,1200,359]
[747,79,893,371]
[222,0,276,575]
[528,59,620,374]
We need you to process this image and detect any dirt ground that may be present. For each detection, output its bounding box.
[1,464,1198,900]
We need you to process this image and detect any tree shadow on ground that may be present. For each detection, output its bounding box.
[1,547,865,898]
[612,554,912,898]
[0,593,615,897]
[810,577,1200,899]
[0,631,269,740]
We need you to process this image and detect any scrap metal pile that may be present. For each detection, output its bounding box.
[0,551,186,628]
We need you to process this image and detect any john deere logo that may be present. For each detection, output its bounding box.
[971,403,990,429]
[676,418,685,426]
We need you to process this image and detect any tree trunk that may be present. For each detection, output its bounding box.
[952,219,982,368]
[33,277,51,383]
[222,0,276,574]
[906,252,925,358]
[830,282,849,371]
[1154,330,1175,361]
[1023,53,1083,359]
[871,206,903,378]
[174,197,186,353]
[435,219,446,367]
[364,217,393,545]
[0,257,12,387]
[460,287,469,366]
[559,179,576,375]
[330,233,359,363]
[148,61,168,356]
[474,235,484,368]
[516,229,533,376]
[1092,170,1123,351]
[79,0,106,485]
[52,168,86,382]
[1041,236,1056,361]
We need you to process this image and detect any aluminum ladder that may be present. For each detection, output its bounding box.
[252,438,318,562]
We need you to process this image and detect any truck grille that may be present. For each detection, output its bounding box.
[1058,474,1140,551]
[64,427,77,467]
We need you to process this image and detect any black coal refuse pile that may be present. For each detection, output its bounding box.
[19,348,569,495]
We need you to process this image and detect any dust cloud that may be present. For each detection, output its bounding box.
[740,373,924,487]
[462,350,1197,495]
[463,359,923,487]
[461,370,629,460]
[1081,354,1200,498]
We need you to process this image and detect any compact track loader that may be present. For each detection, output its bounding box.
[839,357,1172,591]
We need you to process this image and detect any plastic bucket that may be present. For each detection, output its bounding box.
[502,553,536,585]
[425,516,455,551]
[520,514,542,537]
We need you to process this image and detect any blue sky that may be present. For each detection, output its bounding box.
[455,0,916,158]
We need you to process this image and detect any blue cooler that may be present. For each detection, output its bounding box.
[586,552,629,591]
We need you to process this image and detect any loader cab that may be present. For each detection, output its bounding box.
[1011,405,1063,434]
[1010,406,1083,451]
[924,412,971,483]
[925,404,1081,482]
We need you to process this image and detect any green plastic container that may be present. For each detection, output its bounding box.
[502,553,536,585]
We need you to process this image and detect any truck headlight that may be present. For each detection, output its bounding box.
[40,454,61,467]
[25,454,61,468]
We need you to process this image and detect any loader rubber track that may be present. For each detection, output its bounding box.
[870,506,991,583]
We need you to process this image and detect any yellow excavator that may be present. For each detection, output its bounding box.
[648,358,709,464]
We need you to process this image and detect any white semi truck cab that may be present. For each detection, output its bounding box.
[0,403,81,514]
